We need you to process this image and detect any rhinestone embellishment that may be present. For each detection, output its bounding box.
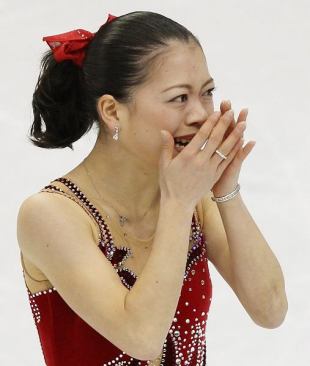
[23,177,213,366]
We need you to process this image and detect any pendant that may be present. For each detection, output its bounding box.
[119,215,128,226]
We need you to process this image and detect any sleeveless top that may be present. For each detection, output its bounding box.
[20,177,213,366]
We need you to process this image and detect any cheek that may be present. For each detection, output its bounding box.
[134,108,181,151]
[156,110,181,135]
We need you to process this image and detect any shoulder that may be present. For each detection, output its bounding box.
[17,190,98,254]
[42,181,98,228]
[18,190,88,224]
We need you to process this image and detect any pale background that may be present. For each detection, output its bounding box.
[0,0,309,364]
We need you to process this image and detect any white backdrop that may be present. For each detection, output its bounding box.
[1,0,309,365]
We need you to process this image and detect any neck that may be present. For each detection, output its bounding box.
[80,133,161,223]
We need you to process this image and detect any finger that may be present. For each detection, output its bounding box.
[222,109,236,141]
[224,107,248,141]
[220,100,231,115]
[223,113,235,140]
[198,110,234,156]
[216,138,244,175]
[236,108,248,124]
[237,140,256,161]
[182,110,232,157]
[212,121,246,164]
[220,100,234,139]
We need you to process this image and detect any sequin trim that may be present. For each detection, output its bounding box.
[48,178,205,286]
[26,177,207,297]
[24,178,211,365]
[27,287,57,323]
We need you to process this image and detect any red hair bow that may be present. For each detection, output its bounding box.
[43,14,118,67]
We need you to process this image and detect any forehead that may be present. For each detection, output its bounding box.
[149,41,210,86]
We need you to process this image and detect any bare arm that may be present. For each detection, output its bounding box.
[17,193,193,361]
[200,190,288,329]
[125,199,194,358]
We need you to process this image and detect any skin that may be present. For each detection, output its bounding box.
[66,40,247,224]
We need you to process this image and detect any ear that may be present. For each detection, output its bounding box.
[96,94,120,131]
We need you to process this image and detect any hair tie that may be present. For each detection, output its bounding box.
[42,13,118,67]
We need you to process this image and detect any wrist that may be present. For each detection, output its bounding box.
[159,197,194,217]
[211,183,241,203]
[215,192,242,209]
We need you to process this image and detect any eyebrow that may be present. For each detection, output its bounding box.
[161,77,214,93]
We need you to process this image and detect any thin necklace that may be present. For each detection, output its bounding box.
[82,160,156,244]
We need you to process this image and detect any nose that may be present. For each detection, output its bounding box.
[186,100,212,127]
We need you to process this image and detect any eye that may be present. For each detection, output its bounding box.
[204,86,216,97]
[170,87,216,103]
[171,94,188,103]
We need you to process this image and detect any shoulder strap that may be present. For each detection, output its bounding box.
[40,179,133,266]
[39,184,102,243]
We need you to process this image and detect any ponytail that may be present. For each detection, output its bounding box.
[30,51,92,150]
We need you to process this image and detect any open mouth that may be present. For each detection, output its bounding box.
[175,140,189,147]
[174,139,191,151]
[174,139,190,147]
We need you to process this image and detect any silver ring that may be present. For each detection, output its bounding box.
[215,149,228,160]
[200,139,209,151]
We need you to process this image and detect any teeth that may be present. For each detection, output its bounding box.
[175,140,190,147]
[175,138,190,142]
[175,137,191,144]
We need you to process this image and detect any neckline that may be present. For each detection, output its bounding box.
[51,176,201,254]
[39,176,205,292]
[53,176,157,244]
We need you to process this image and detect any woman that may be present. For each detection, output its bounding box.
[16,11,288,366]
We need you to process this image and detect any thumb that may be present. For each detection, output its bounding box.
[159,130,174,169]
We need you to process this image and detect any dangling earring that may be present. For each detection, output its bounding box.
[112,126,119,141]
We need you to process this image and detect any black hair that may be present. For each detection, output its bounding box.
[29,11,202,150]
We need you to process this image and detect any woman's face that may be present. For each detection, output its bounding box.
[120,41,216,166]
